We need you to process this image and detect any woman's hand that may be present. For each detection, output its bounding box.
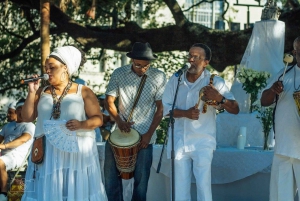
[28,74,42,93]
[66,119,82,131]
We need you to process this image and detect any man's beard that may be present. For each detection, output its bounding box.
[187,67,203,75]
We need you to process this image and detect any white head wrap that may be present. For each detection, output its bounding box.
[16,101,25,109]
[49,46,82,76]
[8,101,16,110]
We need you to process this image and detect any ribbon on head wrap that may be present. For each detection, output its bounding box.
[49,46,82,76]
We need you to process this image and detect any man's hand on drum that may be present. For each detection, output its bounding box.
[118,120,134,133]
[139,132,152,149]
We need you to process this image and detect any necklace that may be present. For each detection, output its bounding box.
[51,81,72,119]
[294,67,300,91]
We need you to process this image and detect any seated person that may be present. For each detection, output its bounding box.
[5,102,17,123]
[0,99,35,201]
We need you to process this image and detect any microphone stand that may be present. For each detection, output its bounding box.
[157,71,183,201]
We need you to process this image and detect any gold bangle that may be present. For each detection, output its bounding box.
[4,144,6,149]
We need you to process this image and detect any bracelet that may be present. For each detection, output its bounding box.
[4,144,6,149]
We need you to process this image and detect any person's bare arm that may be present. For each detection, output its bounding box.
[170,106,200,119]
[104,95,134,132]
[261,81,283,106]
[22,78,43,122]
[66,86,103,131]
[0,133,32,150]
[140,100,163,148]
[203,84,239,114]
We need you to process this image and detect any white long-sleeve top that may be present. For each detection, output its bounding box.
[162,69,235,159]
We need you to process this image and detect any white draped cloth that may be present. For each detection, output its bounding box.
[231,20,285,113]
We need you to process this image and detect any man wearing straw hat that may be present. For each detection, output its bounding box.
[261,36,300,201]
[0,99,35,201]
[104,42,166,201]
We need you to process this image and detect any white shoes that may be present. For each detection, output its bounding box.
[0,194,7,201]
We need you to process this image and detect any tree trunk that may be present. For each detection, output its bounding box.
[40,0,50,74]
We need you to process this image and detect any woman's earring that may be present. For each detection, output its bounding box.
[60,72,66,82]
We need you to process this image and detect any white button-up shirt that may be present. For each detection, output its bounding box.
[106,64,167,144]
[162,69,235,159]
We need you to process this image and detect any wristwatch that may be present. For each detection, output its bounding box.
[219,96,227,104]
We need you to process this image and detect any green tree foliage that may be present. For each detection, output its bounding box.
[156,117,169,144]
[0,0,298,130]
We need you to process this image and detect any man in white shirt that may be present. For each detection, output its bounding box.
[261,36,300,201]
[162,43,239,201]
[0,99,35,201]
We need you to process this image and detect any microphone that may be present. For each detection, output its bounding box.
[20,74,49,84]
[175,63,191,77]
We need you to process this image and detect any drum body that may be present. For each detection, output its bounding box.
[293,91,300,115]
[108,129,141,179]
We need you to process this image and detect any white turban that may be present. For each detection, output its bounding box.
[49,46,82,76]
[8,101,16,110]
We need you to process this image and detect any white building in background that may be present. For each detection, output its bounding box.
[78,49,129,94]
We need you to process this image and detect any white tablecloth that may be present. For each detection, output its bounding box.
[152,145,273,184]
[97,143,274,201]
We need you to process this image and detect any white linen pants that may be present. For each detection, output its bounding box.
[172,148,213,201]
[270,154,300,201]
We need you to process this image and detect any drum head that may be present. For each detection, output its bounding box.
[109,129,140,147]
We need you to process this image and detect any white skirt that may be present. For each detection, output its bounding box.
[21,136,108,201]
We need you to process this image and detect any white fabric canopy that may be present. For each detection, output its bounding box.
[240,20,285,76]
[231,20,285,112]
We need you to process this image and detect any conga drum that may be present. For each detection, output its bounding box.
[108,129,141,179]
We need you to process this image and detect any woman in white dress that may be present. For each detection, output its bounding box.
[21,46,108,201]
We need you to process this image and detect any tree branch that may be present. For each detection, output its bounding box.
[0,28,63,61]
[23,6,37,32]
[0,23,24,39]
[163,0,188,27]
